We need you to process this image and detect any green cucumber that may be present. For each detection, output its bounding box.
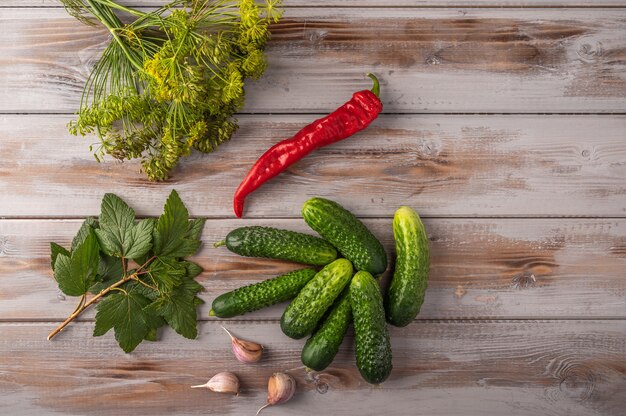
[386,206,430,327]
[302,197,387,275]
[281,259,353,339]
[209,268,317,318]
[215,226,337,266]
[350,271,392,384]
[301,288,352,371]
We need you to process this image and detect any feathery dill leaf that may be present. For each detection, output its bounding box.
[64,0,283,181]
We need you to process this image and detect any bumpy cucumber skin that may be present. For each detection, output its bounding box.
[386,206,430,327]
[210,268,317,318]
[302,198,387,275]
[224,226,338,266]
[281,259,353,339]
[301,289,352,371]
[350,271,392,385]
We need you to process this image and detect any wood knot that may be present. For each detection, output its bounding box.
[576,38,604,63]
[425,55,442,65]
[307,30,327,44]
[547,356,597,404]
[304,368,359,391]
[0,236,9,256]
[416,139,442,159]
[315,382,329,394]
[511,273,537,289]
[559,365,596,403]
[580,148,595,161]
[454,285,466,299]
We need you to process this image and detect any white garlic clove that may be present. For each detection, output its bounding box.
[191,371,240,395]
[257,372,297,415]
[222,326,263,363]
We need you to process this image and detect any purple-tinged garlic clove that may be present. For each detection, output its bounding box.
[222,326,263,363]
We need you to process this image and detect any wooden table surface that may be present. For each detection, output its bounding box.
[1,1,625,415]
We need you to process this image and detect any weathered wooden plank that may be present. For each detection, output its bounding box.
[1,114,625,218]
[6,1,626,8]
[1,218,625,321]
[0,320,624,415]
[1,8,626,113]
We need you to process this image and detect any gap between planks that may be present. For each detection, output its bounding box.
[5,3,626,9]
[5,216,626,220]
[5,112,626,116]
[3,317,626,324]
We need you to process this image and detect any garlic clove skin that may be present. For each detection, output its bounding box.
[232,337,263,363]
[222,326,263,363]
[191,371,240,395]
[256,372,297,415]
[267,372,296,405]
[207,372,241,395]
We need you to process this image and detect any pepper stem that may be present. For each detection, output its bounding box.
[367,73,380,97]
[213,240,226,248]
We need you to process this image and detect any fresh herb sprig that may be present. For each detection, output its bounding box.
[63,0,283,181]
[48,190,206,353]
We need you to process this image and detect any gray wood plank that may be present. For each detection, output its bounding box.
[1,218,625,321]
[1,8,626,113]
[0,320,624,415]
[1,114,625,218]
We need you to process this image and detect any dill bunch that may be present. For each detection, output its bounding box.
[63,0,282,180]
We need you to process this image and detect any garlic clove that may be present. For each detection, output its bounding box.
[191,371,240,395]
[267,372,296,405]
[222,326,263,363]
[256,372,297,415]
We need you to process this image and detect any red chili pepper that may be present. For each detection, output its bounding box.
[233,74,383,217]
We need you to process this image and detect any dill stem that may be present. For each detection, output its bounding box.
[86,0,144,71]
[90,0,147,18]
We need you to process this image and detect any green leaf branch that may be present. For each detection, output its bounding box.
[47,255,156,341]
[48,190,206,353]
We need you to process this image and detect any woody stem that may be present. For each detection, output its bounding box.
[47,273,136,341]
